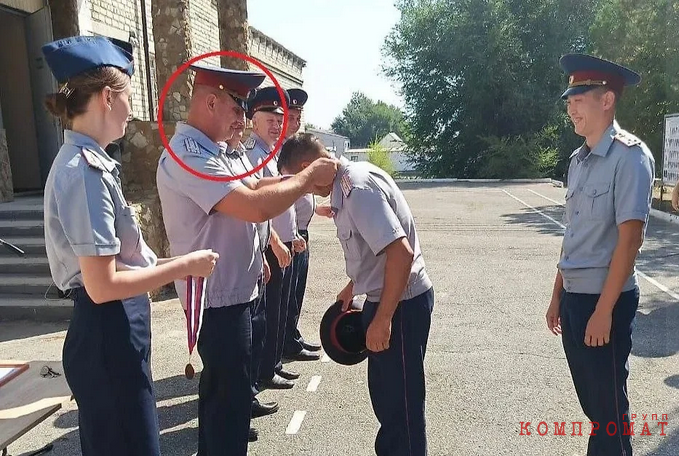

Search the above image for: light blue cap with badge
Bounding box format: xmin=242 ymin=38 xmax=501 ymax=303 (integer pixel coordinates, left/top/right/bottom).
xmin=41 ymin=35 xmax=135 ymax=84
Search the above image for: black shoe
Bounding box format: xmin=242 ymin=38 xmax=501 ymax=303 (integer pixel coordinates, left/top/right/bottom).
xmin=276 ymin=367 xmax=300 ymax=380
xmin=302 ymin=340 xmax=322 ymax=352
xmin=284 ymin=348 xmax=321 ymax=362
xmin=249 ymin=427 xmax=258 ymax=442
xmin=259 ymin=373 xmax=294 ymax=390
xmin=252 ymin=399 xmax=279 ymax=418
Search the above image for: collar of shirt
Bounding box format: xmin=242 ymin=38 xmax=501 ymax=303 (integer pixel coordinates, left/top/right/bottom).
xmin=590 ymin=120 xmax=621 ymax=158
xmin=574 ymin=120 xmax=621 ymax=163
xmin=330 ymin=156 xmax=351 ymax=211
xmin=63 ymin=129 xmax=118 ymax=173
xmin=175 ymin=122 xmax=221 ymax=156
xmin=249 ymin=132 xmax=274 ymax=153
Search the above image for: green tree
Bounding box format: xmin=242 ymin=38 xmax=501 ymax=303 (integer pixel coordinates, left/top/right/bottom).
xmin=589 ymin=0 xmax=679 ymax=173
xmin=367 ymin=141 xmax=396 ymax=176
xmin=383 ymin=0 xmax=598 ymax=178
xmin=331 ymin=92 xmax=406 ymax=147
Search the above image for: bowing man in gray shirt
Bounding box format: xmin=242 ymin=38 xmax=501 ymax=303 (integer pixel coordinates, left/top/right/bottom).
xmin=278 ymin=133 xmax=434 ymax=456
xmin=156 ymin=64 xmax=339 ymax=455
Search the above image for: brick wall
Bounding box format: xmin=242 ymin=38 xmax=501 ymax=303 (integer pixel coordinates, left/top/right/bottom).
xmin=86 ymin=0 xmax=156 ymax=121
xmin=189 ymin=0 xmax=220 ymax=66
xmin=249 ymin=27 xmax=305 ymax=90
xmin=78 ymin=2 xmax=304 ymax=122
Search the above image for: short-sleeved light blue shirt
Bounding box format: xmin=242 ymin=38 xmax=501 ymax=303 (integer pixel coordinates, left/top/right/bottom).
xmin=331 ymin=157 xmax=432 ymax=302
xmin=44 ymin=130 xmax=157 ymax=291
xmin=558 ymin=120 xmax=655 ymax=294
xmin=156 ymin=122 xmax=262 ymax=309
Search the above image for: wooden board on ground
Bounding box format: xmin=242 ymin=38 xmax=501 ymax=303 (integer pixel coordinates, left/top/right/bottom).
xmin=0 ymin=360 xmax=72 ymax=451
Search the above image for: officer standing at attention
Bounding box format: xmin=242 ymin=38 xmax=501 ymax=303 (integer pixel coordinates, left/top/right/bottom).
xmin=156 ymin=64 xmax=339 ymax=456
xmin=224 ymin=124 xmax=279 ymax=420
xmin=278 ymin=134 xmax=434 ymax=456
xmin=41 ymin=36 xmax=218 ymax=456
xmin=245 ymin=86 xmax=309 ymax=390
xmin=546 ymin=54 xmax=655 ymax=456
xmin=282 ymin=88 xmax=323 ymax=361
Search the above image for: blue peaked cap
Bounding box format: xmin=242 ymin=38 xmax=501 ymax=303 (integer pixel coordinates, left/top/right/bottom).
xmin=559 ymin=53 xmax=641 ymax=99
xmin=287 ymin=88 xmax=308 ymax=109
xmin=246 ymin=86 xmax=290 ymax=119
xmin=42 ymin=35 xmax=135 ymax=84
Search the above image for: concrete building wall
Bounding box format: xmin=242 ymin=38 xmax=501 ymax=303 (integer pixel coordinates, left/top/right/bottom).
xmin=306 ymin=128 xmax=350 ymax=157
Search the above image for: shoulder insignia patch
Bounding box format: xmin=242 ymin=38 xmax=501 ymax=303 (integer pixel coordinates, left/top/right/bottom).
xmin=614 ymin=130 xmax=642 ymax=147
xmin=80 ymin=148 xmax=106 ymax=172
xmin=340 ymin=172 xmax=354 ymax=198
xmin=184 ymin=137 xmax=201 ymax=155
xmin=244 ymin=136 xmax=256 ymax=150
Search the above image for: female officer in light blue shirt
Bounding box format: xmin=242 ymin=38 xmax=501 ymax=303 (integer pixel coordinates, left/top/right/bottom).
xmin=41 ymin=35 xmax=218 ymax=456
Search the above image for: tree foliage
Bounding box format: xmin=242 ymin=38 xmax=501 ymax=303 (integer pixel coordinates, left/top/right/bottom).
xmin=367 ymin=141 xmax=396 ymax=176
xmin=589 ymin=0 xmax=679 ymax=172
xmin=382 ymin=0 xmax=679 ymax=178
xmin=331 ymin=92 xmax=407 ymax=148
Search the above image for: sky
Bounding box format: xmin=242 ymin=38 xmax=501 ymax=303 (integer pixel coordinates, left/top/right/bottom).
xmin=248 ymin=0 xmax=403 ymax=130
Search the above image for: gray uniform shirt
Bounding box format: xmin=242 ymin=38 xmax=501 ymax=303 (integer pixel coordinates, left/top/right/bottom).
xmin=156 ymin=122 xmax=262 ymax=309
xmin=44 ymin=130 xmax=157 ymax=291
xmin=558 ymin=120 xmax=655 ymax=294
xmin=330 ymin=157 xmax=432 ymax=302
xmin=232 ymin=141 xmax=270 ymax=253
xmin=295 ymin=193 xmax=316 ymax=231
xmin=245 ymin=133 xmax=298 ymax=243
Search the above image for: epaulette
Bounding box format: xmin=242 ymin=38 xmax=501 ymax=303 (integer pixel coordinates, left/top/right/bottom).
xmin=340 ymin=171 xmax=354 ymax=198
xmin=80 ymin=148 xmax=106 ymax=172
xmin=244 ymin=136 xmax=256 ymax=150
xmin=614 ymin=130 xmax=642 ymax=147
xmin=184 ymin=137 xmax=201 ymax=155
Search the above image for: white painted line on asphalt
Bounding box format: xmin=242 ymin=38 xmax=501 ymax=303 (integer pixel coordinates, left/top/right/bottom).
xmin=637 ymin=271 xmax=679 ymax=301
xmin=527 ymin=188 xmax=564 ymax=206
xmin=306 ymin=375 xmax=322 ymax=392
xmin=321 ymin=353 xmax=330 ymax=363
xmin=501 ymin=189 xmax=565 ymax=229
xmin=504 ymin=188 xmax=679 ymax=302
xmin=286 ymin=410 xmax=307 ymax=435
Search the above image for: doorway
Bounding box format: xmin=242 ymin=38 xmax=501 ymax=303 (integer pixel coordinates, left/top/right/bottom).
xmin=0 ymin=5 xmax=60 ymax=193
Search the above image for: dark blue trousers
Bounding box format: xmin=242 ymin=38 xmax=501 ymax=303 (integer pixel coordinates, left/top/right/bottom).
xmin=362 ymin=287 xmax=434 ymax=456
xmin=63 ymin=288 xmax=160 ymax=456
xmin=560 ymin=287 xmax=639 ymax=456
xmin=251 ymin=276 xmax=266 ymax=398
xmin=284 ymin=229 xmax=310 ymax=356
xmin=260 ymin=242 xmax=294 ymax=380
xmin=197 ymin=302 xmax=253 ymax=456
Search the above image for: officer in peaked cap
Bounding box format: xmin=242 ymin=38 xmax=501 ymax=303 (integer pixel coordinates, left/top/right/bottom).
xmin=281 ymin=88 xmax=324 ymax=362
xmin=246 ymin=85 xmax=288 ymax=119
xmin=286 ymin=88 xmax=308 ymax=136
xmin=319 ymin=298 xmax=367 ymax=366
xmin=546 ymin=54 xmax=655 ymax=456
xmin=157 ymin=62 xmax=339 ymax=455
xmin=246 ymin=85 xmax=318 ymax=396
xmin=41 ymin=35 xmax=220 ymax=456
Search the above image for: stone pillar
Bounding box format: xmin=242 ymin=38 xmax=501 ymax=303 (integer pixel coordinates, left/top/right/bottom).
xmin=152 ymin=0 xmax=193 ymax=121
xmin=217 ymin=0 xmax=250 ymax=70
xmin=49 ymin=0 xmax=79 ymax=40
